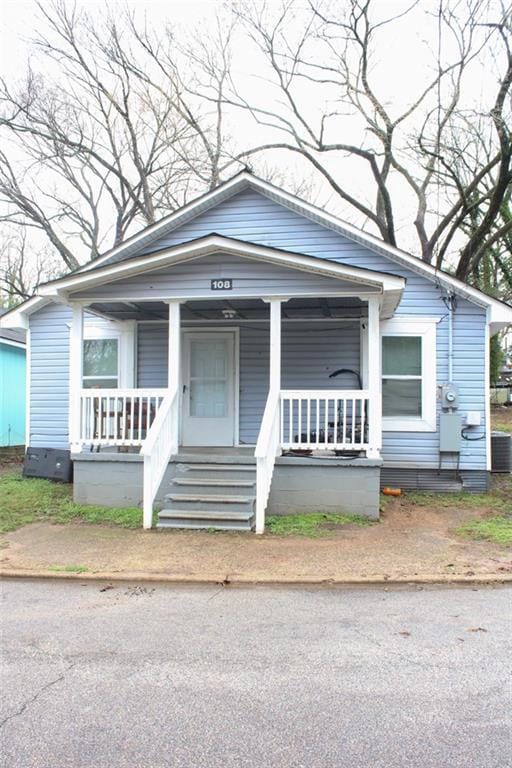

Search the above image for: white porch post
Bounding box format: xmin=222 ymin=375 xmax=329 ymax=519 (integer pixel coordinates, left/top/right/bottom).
xmin=167 ymin=300 xmax=181 ymax=394
xmin=367 ymin=296 xmax=382 ymax=459
xmin=268 ymin=298 xmax=282 ymax=392
xmin=69 ymin=302 xmax=84 ymax=451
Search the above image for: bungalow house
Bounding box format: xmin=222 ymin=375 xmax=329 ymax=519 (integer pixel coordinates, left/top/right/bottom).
xmin=1 ymin=171 xmax=511 ymax=532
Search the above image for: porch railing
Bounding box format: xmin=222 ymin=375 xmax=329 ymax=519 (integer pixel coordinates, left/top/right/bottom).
xmin=141 ymin=386 xmax=179 ymax=529
xmin=79 ymin=388 xmax=167 ymax=446
xmin=280 ymin=389 xmax=369 ymax=450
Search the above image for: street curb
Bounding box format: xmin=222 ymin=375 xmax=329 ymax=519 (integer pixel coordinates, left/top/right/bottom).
xmin=1 ymin=569 xmax=511 ymax=587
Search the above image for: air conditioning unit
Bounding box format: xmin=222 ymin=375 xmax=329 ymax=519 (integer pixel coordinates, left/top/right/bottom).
xmin=23 ymin=447 xmax=73 ymax=483
xmin=491 ymin=433 xmax=512 ymax=473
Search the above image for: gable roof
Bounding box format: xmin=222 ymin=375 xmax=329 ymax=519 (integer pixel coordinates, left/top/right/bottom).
xmin=1 ymin=170 xmax=511 ymax=331
xmin=75 ymin=170 xmax=512 ymax=325
xmin=36 ymin=234 xmax=406 ymax=319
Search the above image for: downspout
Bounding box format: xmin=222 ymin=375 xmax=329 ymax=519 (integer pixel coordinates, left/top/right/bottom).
xmin=446 ymin=291 xmax=456 ymax=382
xmin=448 ymin=295 xmax=453 ymax=382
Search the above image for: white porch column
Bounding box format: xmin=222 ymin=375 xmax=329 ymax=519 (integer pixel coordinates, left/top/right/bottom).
xmin=268 ymin=298 xmax=282 ymax=392
xmin=69 ymin=302 xmax=84 ymax=451
xmin=167 ymin=300 xmax=181 ymax=393
xmin=367 ymin=296 xmax=382 ymax=459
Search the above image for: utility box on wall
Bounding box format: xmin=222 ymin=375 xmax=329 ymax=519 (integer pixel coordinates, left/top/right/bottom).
xmin=439 ymin=412 xmax=461 ymax=453
xmin=23 ymin=447 xmax=73 ymax=483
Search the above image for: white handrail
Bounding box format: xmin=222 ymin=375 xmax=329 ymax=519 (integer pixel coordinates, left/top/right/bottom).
xmin=140 ymin=386 xmax=179 ymax=529
xmin=254 ymin=387 xmax=281 ymax=534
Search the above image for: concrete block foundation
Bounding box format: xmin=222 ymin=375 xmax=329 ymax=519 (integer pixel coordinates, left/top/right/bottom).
xmin=72 ymin=452 xmax=383 ymax=520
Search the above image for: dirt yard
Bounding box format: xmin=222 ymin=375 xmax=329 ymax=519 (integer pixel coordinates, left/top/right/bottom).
xmin=1 ymin=481 xmax=510 ymax=582
xmin=1 ymin=442 xmax=510 ymax=583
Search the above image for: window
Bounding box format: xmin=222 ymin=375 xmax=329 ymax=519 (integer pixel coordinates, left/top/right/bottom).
xmin=382 ymin=336 xmax=422 ymax=417
xmin=82 ymin=338 xmax=119 ymax=388
xmin=381 ymin=318 xmax=438 ymax=432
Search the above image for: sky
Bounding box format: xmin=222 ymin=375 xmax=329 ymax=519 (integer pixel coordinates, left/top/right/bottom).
xmin=0 ymin=0 xmax=504 ymax=269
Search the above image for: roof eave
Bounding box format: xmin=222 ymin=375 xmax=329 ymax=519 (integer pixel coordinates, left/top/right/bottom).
xmin=37 ymin=235 xmax=405 ymax=299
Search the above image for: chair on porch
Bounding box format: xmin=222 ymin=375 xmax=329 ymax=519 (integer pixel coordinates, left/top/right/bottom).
xmin=90 ymin=395 xmax=157 ymax=443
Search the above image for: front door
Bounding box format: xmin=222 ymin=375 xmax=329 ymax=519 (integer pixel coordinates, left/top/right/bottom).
xmin=181 ymin=331 xmax=237 ymax=446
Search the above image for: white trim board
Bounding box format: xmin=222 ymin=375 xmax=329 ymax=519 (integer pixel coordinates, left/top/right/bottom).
xmin=37 ymin=236 xmax=405 ymax=296
xmin=0 ymin=337 xmax=26 ymax=350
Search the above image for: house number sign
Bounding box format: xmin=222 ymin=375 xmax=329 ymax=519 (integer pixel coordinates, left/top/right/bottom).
xmin=211 ymin=279 xmax=232 ymax=290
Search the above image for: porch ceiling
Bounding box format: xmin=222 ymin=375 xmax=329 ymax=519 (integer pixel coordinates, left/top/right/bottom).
xmin=88 ymin=297 xmax=366 ymax=322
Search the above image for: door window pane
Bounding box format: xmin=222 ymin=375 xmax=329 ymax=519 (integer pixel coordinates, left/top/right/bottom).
xmin=383 ymin=379 xmax=422 ymax=417
xmin=190 ymin=381 xmax=227 ymax=417
xmin=190 ymin=341 xmax=227 ymax=379
xmin=189 ymin=339 xmax=228 ymax=418
xmin=383 ymin=337 xmax=421 ymax=376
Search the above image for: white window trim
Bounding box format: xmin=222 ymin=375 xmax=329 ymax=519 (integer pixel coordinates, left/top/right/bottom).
xmin=381 ymin=317 xmax=438 ymax=433
xmin=83 ymin=316 xmax=135 ymax=388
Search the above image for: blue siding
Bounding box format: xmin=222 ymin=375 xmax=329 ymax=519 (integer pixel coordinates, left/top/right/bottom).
xmin=30 ymin=187 xmax=489 ymax=469
xmin=29 ymin=303 xmax=71 ymax=449
xmin=0 ymin=342 xmax=26 ymax=446
xmin=73 ymin=253 xmax=375 ymax=301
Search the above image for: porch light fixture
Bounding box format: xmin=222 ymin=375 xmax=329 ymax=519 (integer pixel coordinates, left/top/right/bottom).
xmin=222 ymin=308 xmax=237 ymax=319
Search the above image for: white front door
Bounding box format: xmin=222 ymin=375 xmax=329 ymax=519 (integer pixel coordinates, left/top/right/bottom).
xmin=181 ymin=331 xmax=237 ymax=446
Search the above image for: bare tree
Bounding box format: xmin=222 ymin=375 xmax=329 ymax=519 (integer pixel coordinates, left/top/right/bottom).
xmin=222 ymin=0 xmax=511 ymax=281
xmin=1 ymin=0 xmax=510 ymax=301
xmin=0 ymin=229 xmax=61 ymax=304
xmin=0 ymin=0 xmax=236 ymax=278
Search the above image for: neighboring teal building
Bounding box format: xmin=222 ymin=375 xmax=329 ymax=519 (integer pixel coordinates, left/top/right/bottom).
xmin=0 ymin=309 xmax=26 ymax=447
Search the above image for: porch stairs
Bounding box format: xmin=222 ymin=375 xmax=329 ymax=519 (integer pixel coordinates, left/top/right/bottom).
xmin=157 ymin=453 xmax=257 ymax=531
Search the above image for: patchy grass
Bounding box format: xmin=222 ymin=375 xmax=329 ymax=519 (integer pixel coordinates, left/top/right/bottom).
xmin=48 ymin=564 xmax=89 ymax=574
xmin=403 ymin=489 xmax=512 ymax=513
xmin=396 ymin=477 xmax=512 ymax=546
xmin=0 ymin=471 xmax=142 ymax=533
xmin=266 ymin=512 xmax=373 ymax=538
xmin=456 ymin=517 xmax=512 ymax=546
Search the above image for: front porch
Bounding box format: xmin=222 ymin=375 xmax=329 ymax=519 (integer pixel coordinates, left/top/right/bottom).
xmin=69 ymin=295 xmax=384 ymax=532
xmin=43 ymin=235 xmax=405 ymax=532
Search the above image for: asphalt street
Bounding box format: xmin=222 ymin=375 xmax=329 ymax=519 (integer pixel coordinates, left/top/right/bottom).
xmin=1 ymin=579 xmax=511 ymax=768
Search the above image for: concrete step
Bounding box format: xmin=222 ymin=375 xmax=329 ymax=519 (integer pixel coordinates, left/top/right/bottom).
xmin=175 ymin=463 xmax=256 ymax=481
xmin=176 ymin=463 xmax=255 ymax=472
xmin=175 ymin=452 xmax=255 ymax=465
xmin=164 ymin=492 xmax=255 ymax=514
xmin=171 ymin=478 xmax=256 ymax=494
xmin=157 ymin=517 xmax=254 ymax=531
xmin=159 ymin=508 xmax=254 ymax=522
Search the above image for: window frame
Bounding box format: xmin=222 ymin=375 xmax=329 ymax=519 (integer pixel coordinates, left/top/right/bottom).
xmin=380 ymin=317 xmax=438 ymax=432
